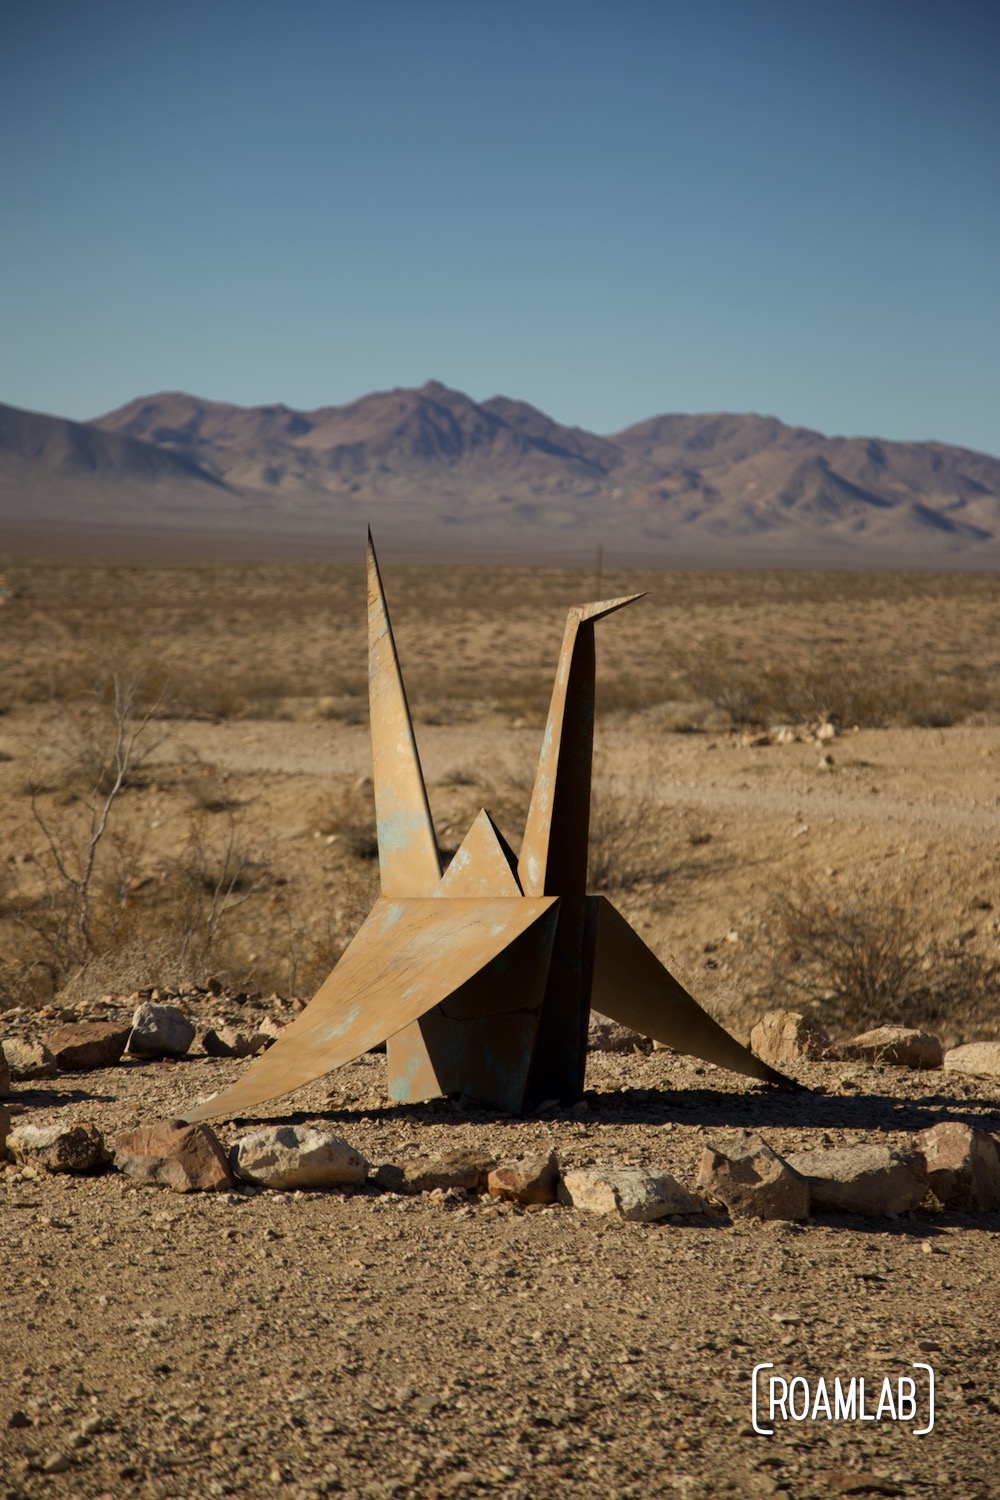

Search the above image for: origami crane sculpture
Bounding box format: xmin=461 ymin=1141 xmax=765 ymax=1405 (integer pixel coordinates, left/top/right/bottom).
xmin=183 ymin=535 xmax=789 ymax=1123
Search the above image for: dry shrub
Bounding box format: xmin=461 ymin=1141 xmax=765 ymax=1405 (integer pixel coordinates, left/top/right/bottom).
xmin=680 ymin=640 xmax=993 ymax=730
xmin=752 ymin=880 xmax=1000 ymax=1038
xmin=759 ymin=878 xmax=1000 ymax=1043
xmin=315 ymin=778 xmax=380 ymax=862
xmin=588 ymin=763 xmax=660 ymax=892
xmin=759 ymin=880 xmax=924 ymax=1034
xmin=164 ymin=667 xmax=292 ymax=721
xmin=273 ymin=866 xmax=379 ymax=998
xmin=2 ymin=671 xmax=169 ymax=1001
xmin=0 ymin=670 xmax=282 ymax=1007
xmin=185 ymin=766 xmax=242 ymax=814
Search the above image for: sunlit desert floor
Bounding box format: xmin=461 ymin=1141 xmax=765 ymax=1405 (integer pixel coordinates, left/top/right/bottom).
xmin=1 ymin=556 xmax=999 ymax=1497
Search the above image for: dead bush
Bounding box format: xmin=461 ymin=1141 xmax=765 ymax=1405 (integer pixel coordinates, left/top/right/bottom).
xmin=588 ymin=765 xmax=660 ymax=892
xmin=7 ymin=671 xmax=169 ymax=990
xmin=758 ymin=880 xmax=928 ymax=1034
xmin=679 ymin=640 xmax=993 ymax=731
xmin=682 ymin=642 xmax=770 ymax=727
xmin=0 ymin=671 xmax=281 ymax=1006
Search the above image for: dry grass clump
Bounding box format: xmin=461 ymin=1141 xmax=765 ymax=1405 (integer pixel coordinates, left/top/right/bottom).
xmin=756 ymin=879 xmax=1000 ymax=1041
xmin=679 ymin=640 xmax=995 ymax=730
xmin=588 ymin=772 xmax=662 ymax=892
xmin=762 ymin=880 xmax=925 ymax=1023
xmin=0 ymin=665 xmax=384 ymax=1008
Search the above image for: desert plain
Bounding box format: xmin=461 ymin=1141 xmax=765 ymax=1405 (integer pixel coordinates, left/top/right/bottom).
xmin=1 ymin=553 xmax=999 ymax=1499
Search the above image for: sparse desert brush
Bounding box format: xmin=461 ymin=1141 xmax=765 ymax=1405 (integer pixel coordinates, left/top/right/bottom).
xmin=679 ymin=638 xmax=998 ymax=730
xmin=756 ymin=879 xmax=958 ymax=1037
xmin=588 ymin=762 xmax=662 ymax=892
xmin=0 ymin=671 xmax=282 ymax=1005
xmin=761 ymin=876 xmax=929 ymax=1020
xmin=756 ymin=877 xmax=1000 ymax=1043
xmin=5 ymin=668 xmax=170 ymax=989
xmin=165 ymin=666 xmax=292 ymax=721
xmin=439 ymin=765 xmax=477 ymax=787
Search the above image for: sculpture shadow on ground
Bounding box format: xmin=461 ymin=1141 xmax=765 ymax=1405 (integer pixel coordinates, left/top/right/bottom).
xmin=240 ymin=1083 xmax=998 ymax=1137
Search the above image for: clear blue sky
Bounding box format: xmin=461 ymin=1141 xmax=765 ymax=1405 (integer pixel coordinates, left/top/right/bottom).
xmin=2 ymin=0 xmax=998 ymax=453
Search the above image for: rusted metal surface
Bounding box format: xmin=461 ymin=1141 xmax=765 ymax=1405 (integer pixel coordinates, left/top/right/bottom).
xmin=367 ymin=531 xmax=442 ymax=898
xmin=590 ymin=897 xmax=788 ymax=1087
xmin=182 ymin=534 xmax=792 ymax=1124
xmin=517 ymin=596 xmax=642 ymax=899
xmin=182 ymin=896 xmax=556 ymax=1122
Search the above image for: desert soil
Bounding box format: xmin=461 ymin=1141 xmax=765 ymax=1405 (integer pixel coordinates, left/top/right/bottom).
xmin=1 ymin=558 xmax=999 ymax=1498
xmin=2 ymin=1045 xmax=1000 ymax=1500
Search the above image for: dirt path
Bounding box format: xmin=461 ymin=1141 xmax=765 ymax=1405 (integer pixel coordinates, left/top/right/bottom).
xmin=150 ymin=720 xmax=999 ymax=843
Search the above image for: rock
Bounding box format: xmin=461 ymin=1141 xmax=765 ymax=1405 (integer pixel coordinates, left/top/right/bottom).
xmin=45 ymin=1022 xmax=131 ymax=1072
xmin=914 ymin=1122 xmax=1000 ymax=1211
xmin=487 ymin=1149 xmax=560 ymax=1205
xmin=128 ymin=1003 xmax=195 ymax=1059
xmin=256 ymin=1017 xmax=284 ymax=1045
xmin=696 ymin=1131 xmax=809 ymax=1220
xmin=2 ymin=1038 xmax=58 ymax=1081
xmin=784 ymin=1145 xmax=928 ymax=1215
xmin=838 ymin=1026 xmax=943 ymax=1070
xmin=373 ymin=1151 xmax=494 ymax=1195
xmin=750 ymin=1010 xmax=830 ymax=1066
xmin=0 ymin=1047 xmax=10 ymax=1096
xmin=588 ymin=1012 xmax=644 ymax=1053
xmin=7 ymin=1122 xmax=109 ymax=1174
xmin=558 ymin=1166 xmax=703 ymax=1222
xmin=202 ymin=1026 xmax=269 ymax=1059
xmin=943 ymin=1042 xmax=1000 ymax=1080
xmin=111 ymin=1119 xmax=233 ymax=1192
xmin=230 ymin=1126 xmax=368 ymax=1189
xmin=0 ymin=1103 xmax=10 ymax=1158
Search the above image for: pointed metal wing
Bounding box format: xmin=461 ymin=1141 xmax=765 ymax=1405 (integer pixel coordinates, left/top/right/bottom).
xmin=181 ymin=895 xmax=556 ymax=1122
xmin=590 ymin=897 xmax=794 ymax=1087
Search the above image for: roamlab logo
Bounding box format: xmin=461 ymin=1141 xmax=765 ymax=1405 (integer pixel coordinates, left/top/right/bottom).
xmin=751 ymin=1363 xmax=935 ymax=1437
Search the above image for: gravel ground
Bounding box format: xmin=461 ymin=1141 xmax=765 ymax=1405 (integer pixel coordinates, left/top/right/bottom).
xmin=3 ymin=1032 xmax=1000 ymax=1500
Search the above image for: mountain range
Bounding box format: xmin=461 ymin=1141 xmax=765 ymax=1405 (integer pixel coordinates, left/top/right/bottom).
xmin=2 ymin=380 xmax=999 ymax=566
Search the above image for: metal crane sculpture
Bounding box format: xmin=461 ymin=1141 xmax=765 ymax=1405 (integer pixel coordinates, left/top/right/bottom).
xmin=182 ymin=534 xmax=789 ymax=1123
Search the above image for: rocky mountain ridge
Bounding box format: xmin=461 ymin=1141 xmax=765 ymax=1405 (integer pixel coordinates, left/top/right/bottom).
xmin=2 ymin=381 xmax=999 ymax=564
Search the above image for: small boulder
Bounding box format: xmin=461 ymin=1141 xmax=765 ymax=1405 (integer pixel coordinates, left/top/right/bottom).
xmin=750 ymin=1010 xmax=830 ymax=1066
xmin=558 ymin=1166 xmax=703 ymax=1222
xmin=588 ymin=1013 xmax=644 ymax=1053
xmin=488 ymin=1149 xmax=560 ymax=1206
xmin=838 ymin=1026 xmax=943 ymax=1070
xmin=231 ymin=1126 xmax=368 ymax=1189
xmin=2 ymin=1038 xmax=58 ymax=1081
xmin=45 ymin=1022 xmax=131 ymax=1072
xmin=943 ymin=1042 xmax=1000 ymax=1081
xmin=128 ymin=1003 xmax=195 ymax=1059
xmin=202 ymin=1026 xmax=269 ymax=1059
xmin=914 ymin=1122 xmax=1000 ymax=1211
xmin=8 ymin=1121 xmax=109 ymax=1174
xmin=112 ymin=1119 xmax=233 ymax=1192
xmin=784 ymin=1145 xmax=928 ymax=1215
xmin=696 ymin=1131 xmax=809 ymax=1221
xmin=373 ymin=1151 xmax=494 ymax=1195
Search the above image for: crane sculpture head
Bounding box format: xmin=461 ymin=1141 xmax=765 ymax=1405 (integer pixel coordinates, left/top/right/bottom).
xmin=183 ymin=534 xmax=790 ymax=1123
